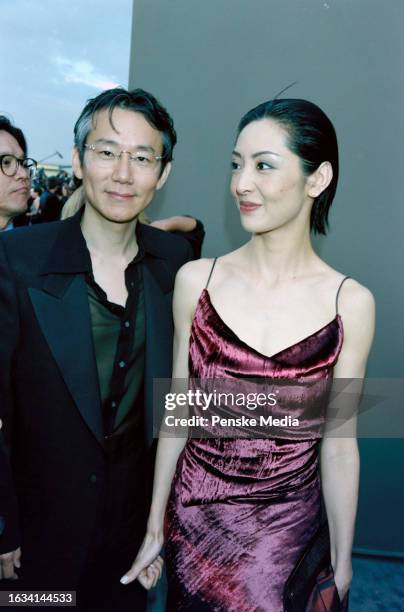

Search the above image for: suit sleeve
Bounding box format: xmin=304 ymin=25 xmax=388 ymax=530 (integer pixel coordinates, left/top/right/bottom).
xmin=0 ymin=237 xmax=21 ymax=553
xmin=171 ymin=218 xmax=205 ymax=260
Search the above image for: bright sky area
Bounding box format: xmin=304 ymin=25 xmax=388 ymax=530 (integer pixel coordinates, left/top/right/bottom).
xmin=0 ymin=0 xmax=132 ymax=165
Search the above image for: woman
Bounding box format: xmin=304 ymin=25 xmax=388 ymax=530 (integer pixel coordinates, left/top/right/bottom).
xmin=122 ymin=99 xmax=375 ymax=610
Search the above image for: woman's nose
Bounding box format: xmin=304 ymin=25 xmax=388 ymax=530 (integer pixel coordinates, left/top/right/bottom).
xmin=234 ymin=167 xmax=254 ymax=194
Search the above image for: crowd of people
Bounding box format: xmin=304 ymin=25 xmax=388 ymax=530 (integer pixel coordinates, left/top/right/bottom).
xmin=0 ymin=87 xmax=374 ymax=612
xmin=23 ymin=170 xmax=76 ymax=225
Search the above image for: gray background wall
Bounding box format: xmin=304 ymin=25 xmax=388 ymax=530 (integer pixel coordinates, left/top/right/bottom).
xmin=129 ymin=0 xmax=404 ymax=555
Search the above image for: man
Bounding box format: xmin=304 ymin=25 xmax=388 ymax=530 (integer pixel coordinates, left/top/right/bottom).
xmin=0 ymin=88 xmax=192 ymax=610
xmin=39 ymin=175 xmax=63 ymax=222
xmin=0 ymin=116 xmax=36 ymax=230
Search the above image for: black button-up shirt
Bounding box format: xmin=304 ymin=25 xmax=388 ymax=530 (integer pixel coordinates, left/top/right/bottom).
xmin=75 ymin=223 xmax=147 ymax=437
xmin=87 ymin=253 xmax=146 ymax=437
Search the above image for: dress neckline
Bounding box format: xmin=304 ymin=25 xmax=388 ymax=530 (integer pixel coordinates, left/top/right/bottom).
xmin=198 ymin=288 xmax=342 ymax=362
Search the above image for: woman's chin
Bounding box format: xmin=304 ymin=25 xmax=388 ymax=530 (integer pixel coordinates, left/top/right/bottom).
xmin=240 ymin=218 xmax=274 ymax=235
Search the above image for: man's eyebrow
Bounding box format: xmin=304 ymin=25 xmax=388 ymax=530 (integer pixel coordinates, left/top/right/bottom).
xmin=92 ymin=138 xmax=157 ymax=153
xmin=232 ymin=150 xmax=281 ymax=158
xmin=92 ymin=138 xmax=119 ymax=146
xmin=135 ymin=145 xmax=158 ymax=153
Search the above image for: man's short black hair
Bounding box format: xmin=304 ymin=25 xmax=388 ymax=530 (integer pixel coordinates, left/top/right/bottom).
xmin=73 ymin=87 xmax=177 ymax=173
xmin=0 ymin=115 xmax=27 ymax=156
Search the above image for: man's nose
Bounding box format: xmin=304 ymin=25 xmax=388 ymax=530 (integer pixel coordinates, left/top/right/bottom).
xmin=112 ymin=152 xmax=133 ymax=182
xmin=15 ymin=161 xmax=30 ymax=180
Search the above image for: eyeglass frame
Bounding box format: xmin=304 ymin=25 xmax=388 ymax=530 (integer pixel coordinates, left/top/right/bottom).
xmin=0 ymin=154 xmax=38 ymax=178
xmin=83 ymin=143 xmax=164 ymax=164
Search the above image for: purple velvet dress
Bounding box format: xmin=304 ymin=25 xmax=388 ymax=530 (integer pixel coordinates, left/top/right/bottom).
xmin=165 ymin=287 xmax=345 ymax=611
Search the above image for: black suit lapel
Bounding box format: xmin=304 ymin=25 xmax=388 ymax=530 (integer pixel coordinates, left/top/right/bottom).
xmin=28 ymin=274 xmax=103 ymax=446
xmin=142 ymin=256 xmax=175 ymax=445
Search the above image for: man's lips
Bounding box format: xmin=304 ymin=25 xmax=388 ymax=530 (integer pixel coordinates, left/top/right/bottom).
xmin=239 ymin=201 xmax=261 ymax=212
xmin=12 ymin=186 xmax=29 ymax=195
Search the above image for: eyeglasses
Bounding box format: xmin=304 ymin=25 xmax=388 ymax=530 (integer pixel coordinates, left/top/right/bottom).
xmin=84 ymin=143 xmax=164 ymax=172
xmin=0 ymin=154 xmax=37 ymax=178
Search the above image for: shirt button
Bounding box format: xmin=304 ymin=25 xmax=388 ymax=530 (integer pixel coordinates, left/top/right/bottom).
xmin=124 ymin=321 xmax=130 ymax=328
xmin=111 ymin=401 xmax=117 ymax=408
xmin=118 ymin=361 xmax=126 ymax=368
xmin=89 ymin=474 xmax=97 ymax=484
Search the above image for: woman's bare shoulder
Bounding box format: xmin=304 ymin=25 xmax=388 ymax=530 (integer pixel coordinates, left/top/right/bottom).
xmin=333 ymin=276 xmax=375 ymax=374
xmin=175 ymin=257 xmax=218 ymax=290
xmin=337 ymin=277 xmax=375 ymax=320
xmin=173 ymin=258 xmax=218 ymax=324
xmin=318 ymin=260 xmax=375 ymax=308
xmin=312 ymin=261 xmax=375 ymax=332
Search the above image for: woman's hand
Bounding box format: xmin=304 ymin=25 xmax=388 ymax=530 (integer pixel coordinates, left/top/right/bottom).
xmin=120 ymin=531 xmax=164 ymax=590
xmin=333 ymin=561 xmax=352 ymax=603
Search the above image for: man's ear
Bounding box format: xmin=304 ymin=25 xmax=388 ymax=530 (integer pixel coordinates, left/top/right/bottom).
xmin=72 ymin=147 xmax=83 ymax=180
xmin=156 ymin=161 xmax=172 ymax=191
xmin=306 ymin=161 xmax=333 ymax=198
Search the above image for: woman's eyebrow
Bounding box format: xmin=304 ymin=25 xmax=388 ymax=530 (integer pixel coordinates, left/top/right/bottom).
xmin=232 ymin=149 xmax=281 ymax=158
xmin=252 ymin=150 xmax=281 ymax=158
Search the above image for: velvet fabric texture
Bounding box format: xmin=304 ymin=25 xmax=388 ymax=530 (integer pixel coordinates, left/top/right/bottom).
xmin=165 ymin=289 xmax=345 ymax=611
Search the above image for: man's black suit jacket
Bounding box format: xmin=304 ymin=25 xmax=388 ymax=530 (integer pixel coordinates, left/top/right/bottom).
xmin=0 ymin=214 xmax=191 ymax=586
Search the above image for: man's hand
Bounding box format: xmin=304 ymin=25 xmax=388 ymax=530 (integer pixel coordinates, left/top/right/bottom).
xmin=0 ymin=547 xmax=21 ymax=580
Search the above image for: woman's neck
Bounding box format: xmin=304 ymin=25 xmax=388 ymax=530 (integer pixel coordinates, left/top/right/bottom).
xmin=245 ymin=223 xmax=319 ymax=282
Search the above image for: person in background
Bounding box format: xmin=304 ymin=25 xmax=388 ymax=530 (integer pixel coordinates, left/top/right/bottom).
xmin=59 ymin=183 xmax=85 ymax=219
xmin=39 ymin=175 xmax=63 ymax=222
xmin=25 ymin=184 xmax=42 ymax=224
xmin=60 ymin=180 xmax=75 ymax=206
xmin=0 ymin=116 xmax=36 ymax=231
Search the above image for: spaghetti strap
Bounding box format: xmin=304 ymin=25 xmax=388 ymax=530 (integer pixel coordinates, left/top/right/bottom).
xmin=335 ymin=276 xmax=351 ymax=314
xmin=205 ymin=258 xmax=217 ymax=289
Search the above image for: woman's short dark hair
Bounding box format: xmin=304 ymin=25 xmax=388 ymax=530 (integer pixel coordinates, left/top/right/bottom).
xmin=0 ymin=115 xmax=27 ymax=156
xmin=74 ymin=87 xmax=177 ymax=173
xmin=237 ymin=99 xmax=338 ymax=235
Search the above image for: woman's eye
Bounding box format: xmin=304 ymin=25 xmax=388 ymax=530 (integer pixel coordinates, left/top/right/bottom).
xmin=257 ymin=161 xmax=273 ymax=170
xmin=231 ymin=161 xmax=240 ymax=171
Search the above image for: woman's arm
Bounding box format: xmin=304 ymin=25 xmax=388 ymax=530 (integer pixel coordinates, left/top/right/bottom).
xmin=321 ymin=280 xmax=375 ymax=601
xmin=121 ymin=259 xmax=212 ymax=589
